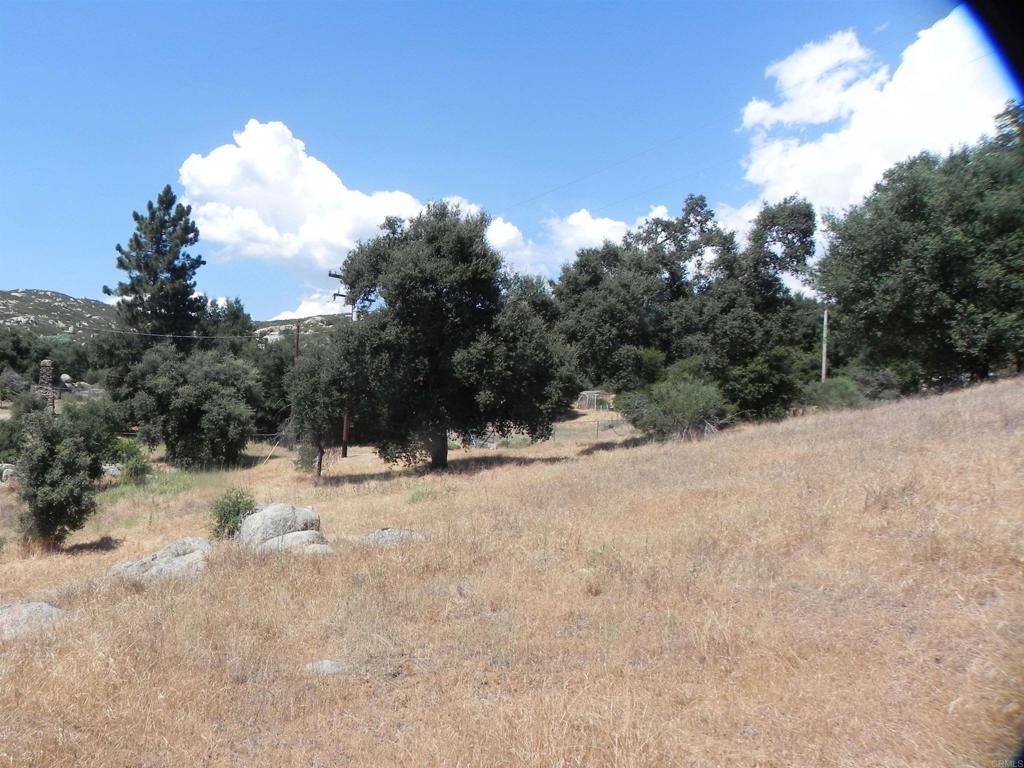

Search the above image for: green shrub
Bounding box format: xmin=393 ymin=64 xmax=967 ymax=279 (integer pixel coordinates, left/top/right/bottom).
xmin=0 ymin=368 xmax=29 ymax=405
xmin=107 ymin=436 xmax=142 ymax=464
xmin=63 ymin=397 xmax=125 ymax=475
xmin=209 ymin=488 xmax=257 ymax=540
xmin=121 ymin=453 xmax=151 ymax=485
xmin=618 ymin=377 xmax=732 ymax=440
xmin=723 ymin=348 xmax=801 ymax=419
xmin=844 ymin=366 xmax=902 ymax=400
xmin=0 ymin=419 xmax=23 ymax=463
xmin=801 ymin=377 xmax=865 ymax=410
xmin=16 ymin=412 xmax=97 ymax=548
xmin=11 ymin=391 xmax=46 ymax=419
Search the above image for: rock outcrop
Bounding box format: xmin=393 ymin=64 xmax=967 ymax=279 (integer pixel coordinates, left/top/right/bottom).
xmin=239 ymin=504 xmax=334 ymax=555
xmin=109 ymin=537 xmax=212 ymax=581
xmin=0 ymin=601 xmax=63 ymax=640
xmin=357 ymin=527 xmax=428 ymax=546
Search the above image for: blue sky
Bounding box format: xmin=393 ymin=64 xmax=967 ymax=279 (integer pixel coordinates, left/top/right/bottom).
xmin=1 ymin=0 xmax=1019 ymax=320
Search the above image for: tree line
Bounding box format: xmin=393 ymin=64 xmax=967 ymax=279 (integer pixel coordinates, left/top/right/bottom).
xmin=2 ymin=101 xmax=1020 ymax=546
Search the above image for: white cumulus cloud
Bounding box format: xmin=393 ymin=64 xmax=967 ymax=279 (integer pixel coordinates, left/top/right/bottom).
xmin=725 ymin=6 xmax=1019 ymax=238
xmin=742 ymin=30 xmax=887 ymax=130
xmin=180 ymin=120 xmax=674 ymax=314
xmin=180 ymin=119 xmax=422 ymax=270
xmin=488 ymin=204 xmax=672 ymax=277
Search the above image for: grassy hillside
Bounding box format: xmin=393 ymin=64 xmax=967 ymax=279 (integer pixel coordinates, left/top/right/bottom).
xmin=0 ymin=289 xmax=116 ymax=336
xmin=0 ymin=383 xmax=1022 ymax=766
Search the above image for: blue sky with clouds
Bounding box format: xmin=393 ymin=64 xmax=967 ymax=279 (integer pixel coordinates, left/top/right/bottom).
xmin=1 ymin=0 xmax=1019 ymax=320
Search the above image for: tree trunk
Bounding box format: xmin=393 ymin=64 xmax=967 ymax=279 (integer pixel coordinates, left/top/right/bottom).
xmin=316 ymin=446 xmax=324 ymax=477
xmin=429 ymin=429 xmax=448 ymax=470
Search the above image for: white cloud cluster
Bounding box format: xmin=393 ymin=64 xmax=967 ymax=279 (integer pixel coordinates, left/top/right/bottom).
xmin=181 ymin=120 xmax=674 ymax=317
xmin=488 ymin=205 xmax=671 ymax=277
xmin=727 ymin=6 xmax=1019 ymax=237
xmin=180 ymin=120 xmax=423 ymax=269
xmin=743 ymin=30 xmax=887 ymax=130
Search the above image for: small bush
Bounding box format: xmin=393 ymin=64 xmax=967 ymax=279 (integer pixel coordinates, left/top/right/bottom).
xmin=0 ymin=419 xmax=23 ymax=464
xmin=107 ymin=436 xmax=143 ymax=464
xmin=11 ymin=391 xmax=46 ymax=419
xmin=0 ymin=367 xmax=29 ymax=405
xmin=844 ymin=366 xmax=902 ymax=400
xmin=121 ymin=453 xmax=151 ymax=485
xmin=618 ymin=377 xmax=732 ymax=440
xmin=801 ymin=377 xmax=865 ymax=410
xmin=209 ymin=488 xmax=257 ymax=540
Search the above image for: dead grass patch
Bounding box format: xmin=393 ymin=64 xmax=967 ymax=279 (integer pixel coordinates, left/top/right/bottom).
xmin=0 ymin=384 xmax=1022 ymax=766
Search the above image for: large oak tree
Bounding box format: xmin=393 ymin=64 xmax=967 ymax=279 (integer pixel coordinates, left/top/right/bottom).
xmin=340 ymin=202 xmax=575 ymax=469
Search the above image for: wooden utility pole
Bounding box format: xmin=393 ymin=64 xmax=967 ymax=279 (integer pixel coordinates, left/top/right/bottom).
xmin=341 ymin=411 xmax=350 ymax=458
xmin=820 ymin=307 xmax=829 ymax=382
xmin=293 ymin=319 xmax=301 ymax=365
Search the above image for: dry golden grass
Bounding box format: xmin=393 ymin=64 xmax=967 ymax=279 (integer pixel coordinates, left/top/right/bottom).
xmin=1 ymin=380 xmax=1022 ymax=767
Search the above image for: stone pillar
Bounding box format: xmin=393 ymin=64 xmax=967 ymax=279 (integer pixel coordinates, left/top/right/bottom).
xmin=38 ymin=359 xmax=55 ymax=413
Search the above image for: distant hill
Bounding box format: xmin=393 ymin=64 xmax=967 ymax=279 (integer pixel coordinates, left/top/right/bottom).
xmin=0 ymin=289 xmax=116 ymax=336
xmin=253 ymin=314 xmax=341 ymax=343
xmin=0 ymin=288 xmax=339 ymax=342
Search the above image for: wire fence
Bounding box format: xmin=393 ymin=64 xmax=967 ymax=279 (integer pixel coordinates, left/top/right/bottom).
xmin=550 ymin=417 xmax=631 ymax=443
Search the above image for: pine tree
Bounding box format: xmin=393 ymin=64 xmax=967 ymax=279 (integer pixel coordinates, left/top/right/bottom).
xmin=103 ymin=184 xmax=206 ymax=342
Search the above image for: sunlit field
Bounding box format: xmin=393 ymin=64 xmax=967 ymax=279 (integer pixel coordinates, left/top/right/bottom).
xmin=1 ymin=381 xmax=1022 ymax=767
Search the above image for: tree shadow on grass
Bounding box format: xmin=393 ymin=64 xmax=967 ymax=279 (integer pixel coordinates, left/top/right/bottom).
xmin=577 ymin=436 xmax=652 ymax=456
xmin=63 ymin=535 xmax=123 ymax=555
xmin=318 ymin=454 xmax=572 ymax=486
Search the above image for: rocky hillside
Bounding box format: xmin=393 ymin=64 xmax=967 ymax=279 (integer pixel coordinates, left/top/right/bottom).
xmin=253 ymin=314 xmax=340 ymax=343
xmin=0 ymin=289 xmax=116 ymax=336
xmin=0 ymin=289 xmax=339 ymax=341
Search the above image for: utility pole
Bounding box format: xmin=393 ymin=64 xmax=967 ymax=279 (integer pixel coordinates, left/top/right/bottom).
xmin=293 ymin=318 xmax=301 ymax=365
xmin=820 ymin=307 xmax=829 ymax=382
